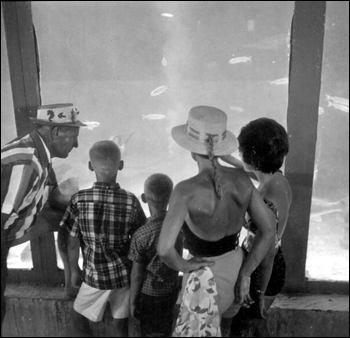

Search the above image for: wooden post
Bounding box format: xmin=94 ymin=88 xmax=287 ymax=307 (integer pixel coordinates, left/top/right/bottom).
xmin=3 ymin=1 xmax=63 ymax=284
xmin=283 ymin=1 xmax=326 ymax=293
xmin=2 ymin=1 xmax=41 ymax=138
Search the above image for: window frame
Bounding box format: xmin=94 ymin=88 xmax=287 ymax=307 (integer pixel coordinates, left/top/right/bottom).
xmin=2 ymin=1 xmax=348 ymax=294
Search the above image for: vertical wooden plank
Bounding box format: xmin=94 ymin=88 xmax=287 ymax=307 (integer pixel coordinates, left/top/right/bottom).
xmin=283 ymin=1 xmax=326 ymax=293
xmin=30 ymin=233 xmax=63 ymax=282
xmin=2 ymin=2 xmax=63 ymax=285
xmin=2 ymin=1 xmax=41 ymax=138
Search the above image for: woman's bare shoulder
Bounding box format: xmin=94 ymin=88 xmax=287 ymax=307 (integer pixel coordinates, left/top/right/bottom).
xmin=268 ymin=174 xmax=292 ymax=203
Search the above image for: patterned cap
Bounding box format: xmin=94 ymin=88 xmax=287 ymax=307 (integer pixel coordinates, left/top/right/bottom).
xmin=30 ymin=103 xmax=86 ymax=127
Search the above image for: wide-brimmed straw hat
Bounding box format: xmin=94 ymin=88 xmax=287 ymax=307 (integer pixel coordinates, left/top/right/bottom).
xmin=29 ymin=103 xmax=86 ymax=127
xmin=171 ymin=106 xmax=238 ymax=156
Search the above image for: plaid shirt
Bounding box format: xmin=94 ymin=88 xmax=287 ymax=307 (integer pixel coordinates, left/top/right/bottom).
xmin=128 ymin=210 xmax=184 ymax=297
xmin=1 ymin=131 xmax=57 ymax=244
xmin=60 ymin=182 xmax=146 ymax=290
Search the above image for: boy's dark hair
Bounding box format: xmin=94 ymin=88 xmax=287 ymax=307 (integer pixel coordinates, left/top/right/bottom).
xmin=238 ymin=118 xmax=289 ymax=174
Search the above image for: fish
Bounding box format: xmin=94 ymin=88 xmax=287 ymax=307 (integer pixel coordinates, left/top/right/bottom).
xmin=150 ymin=85 xmax=168 ymax=97
xmin=109 ymin=130 xmax=135 ymax=155
xmin=229 ymin=106 xmax=245 ymax=113
xmin=328 ymin=102 xmax=349 ymax=113
xmin=325 ymin=94 xmax=349 ymax=107
xmin=268 ymin=77 xmax=289 ymax=85
xmin=243 ymin=33 xmax=290 ymax=50
xmin=310 ymin=196 xmax=349 ymax=222
xmin=142 ymin=114 xmax=167 ymax=120
xmin=109 ymin=130 xmax=134 ymax=146
xmin=162 ymin=57 xmax=167 ymax=67
xmin=228 ymin=56 xmax=252 ymax=64
xmin=325 ymin=94 xmax=349 ymax=113
xmin=161 ymin=13 xmax=174 ymax=18
xmin=82 ymin=121 xmax=100 ymax=130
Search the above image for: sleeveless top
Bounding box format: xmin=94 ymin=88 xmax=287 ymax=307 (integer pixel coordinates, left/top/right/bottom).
xmin=242 ymin=198 xmax=281 ymax=253
xmin=183 ymin=222 xmax=240 ymax=257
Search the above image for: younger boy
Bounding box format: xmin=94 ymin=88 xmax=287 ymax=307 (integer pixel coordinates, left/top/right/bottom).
xmin=128 ymin=174 xmax=184 ymax=337
xmin=60 ymin=141 xmax=146 ymax=337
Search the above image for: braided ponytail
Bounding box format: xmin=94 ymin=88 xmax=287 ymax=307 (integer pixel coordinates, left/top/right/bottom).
xmin=207 ymin=135 xmax=223 ymax=200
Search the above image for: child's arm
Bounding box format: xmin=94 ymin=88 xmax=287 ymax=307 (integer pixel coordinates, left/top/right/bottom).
xmin=129 ymin=262 xmax=146 ymax=337
xmin=67 ymin=235 xmax=82 ymax=288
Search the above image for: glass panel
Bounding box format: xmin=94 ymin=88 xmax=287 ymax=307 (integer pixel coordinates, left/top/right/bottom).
xmin=306 ymin=1 xmax=349 ymax=281
xmin=31 ymin=1 xmax=294 ymax=264
xmin=7 ymin=242 xmax=33 ymax=270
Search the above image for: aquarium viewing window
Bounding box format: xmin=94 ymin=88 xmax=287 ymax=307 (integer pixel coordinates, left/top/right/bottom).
xmin=1 ymin=1 xmax=348 ymax=293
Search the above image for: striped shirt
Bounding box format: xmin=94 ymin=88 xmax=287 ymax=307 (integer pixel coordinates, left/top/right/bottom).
xmin=60 ymin=182 xmax=147 ymax=290
xmin=128 ymin=211 xmax=184 ymax=297
xmin=1 ymin=130 xmax=56 ymax=244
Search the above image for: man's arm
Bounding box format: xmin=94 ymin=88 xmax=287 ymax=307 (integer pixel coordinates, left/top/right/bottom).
xmin=1 ymin=214 xmax=10 ymax=234
xmin=48 ymin=177 xmax=79 ymax=211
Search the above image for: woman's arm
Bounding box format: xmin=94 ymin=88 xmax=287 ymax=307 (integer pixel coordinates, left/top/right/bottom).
xmin=251 ymin=241 xmax=275 ymax=318
xmin=220 ymin=154 xmax=244 ymax=169
xmin=235 ymin=187 xmax=275 ymax=305
xmin=220 ymin=155 xmax=258 ymax=181
xmin=157 ymin=183 xmax=214 ymax=273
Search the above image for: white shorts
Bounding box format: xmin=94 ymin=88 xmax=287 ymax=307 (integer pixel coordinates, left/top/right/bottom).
xmin=74 ymin=282 xmax=130 ymax=322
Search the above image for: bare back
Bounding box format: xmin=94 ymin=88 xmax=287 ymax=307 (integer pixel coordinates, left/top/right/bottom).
xmin=180 ymin=165 xmax=254 ymax=241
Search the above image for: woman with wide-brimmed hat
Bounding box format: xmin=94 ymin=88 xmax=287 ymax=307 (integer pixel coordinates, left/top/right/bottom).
xmin=157 ymin=106 xmax=275 ymax=337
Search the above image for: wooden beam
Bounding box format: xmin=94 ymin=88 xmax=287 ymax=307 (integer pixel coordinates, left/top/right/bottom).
xmin=3 ymin=2 xmax=63 ymax=284
xmin=284 ymin=1 xmax=326 ymax=293
xmin=2 ymin=1 xmax=41 ymax=138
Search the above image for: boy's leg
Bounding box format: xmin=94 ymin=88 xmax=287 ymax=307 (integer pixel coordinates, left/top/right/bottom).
xmin=109 ymin=286 xmax=130 ymax=337
xmin=112 ymin=318 xmax=128 ymax=337
xmin=70 ymin=307 xmax=92 ymax=337
xmin=138 ymin=292 xmax=178 ymax=337
xmin=221 ymin=317 xmax=233 ymax=337
xmin=72 ymin=283 xmax=109 ymax=336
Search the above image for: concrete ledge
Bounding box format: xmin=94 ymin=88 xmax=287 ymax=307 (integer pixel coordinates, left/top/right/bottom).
xmin=267 ymin=294 xmax=349 ymax=337
xmin=2 ymin=283 xmax=349 ymax=337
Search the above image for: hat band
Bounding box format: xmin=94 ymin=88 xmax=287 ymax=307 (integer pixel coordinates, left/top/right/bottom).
xmin=187 ymin=124 xmax=227 ymax=143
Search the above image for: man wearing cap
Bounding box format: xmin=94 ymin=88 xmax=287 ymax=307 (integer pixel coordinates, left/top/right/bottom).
xmin=1 ymin=103 xmax=86 ymax=328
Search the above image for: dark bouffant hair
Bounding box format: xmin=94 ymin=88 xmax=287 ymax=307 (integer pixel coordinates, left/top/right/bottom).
xmin=238 ymin=118 xmax=289 ymax=174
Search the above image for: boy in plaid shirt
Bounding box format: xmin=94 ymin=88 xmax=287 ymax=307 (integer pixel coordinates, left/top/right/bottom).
xmin=60 ymin=141 xmax=146 ymax=337
xmin=128 ymin=174 xmax=184 ymax=337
